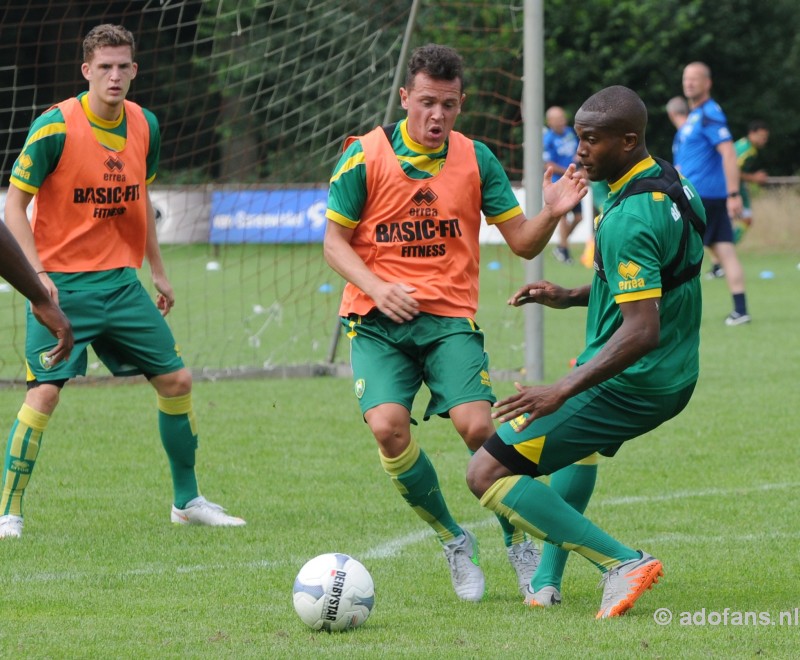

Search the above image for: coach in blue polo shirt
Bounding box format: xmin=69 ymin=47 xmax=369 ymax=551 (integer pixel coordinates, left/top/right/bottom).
xmin=675 ymin=62 xmax=750 ymax=325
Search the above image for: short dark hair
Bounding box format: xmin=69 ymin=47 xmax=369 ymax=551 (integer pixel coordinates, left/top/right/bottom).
xmin=748 ymin=120 xmax=769 ymax=133
xmin=578 ymin=85 xmax=648 ymax=135
xmin=83 ymin=24 xmax=135 ymax=62
xmin=405 ymin=44 xmax=464 ymax=92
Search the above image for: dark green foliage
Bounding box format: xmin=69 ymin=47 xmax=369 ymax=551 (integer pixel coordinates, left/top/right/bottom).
xmin=542 ymin=0 xmax=800 ymax=173
xmin=3 ymin=1 xmax=799 ymax=184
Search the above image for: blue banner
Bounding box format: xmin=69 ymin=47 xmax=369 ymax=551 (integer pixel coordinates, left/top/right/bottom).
xmin=209 ymin=188 xmax=328 ymax=244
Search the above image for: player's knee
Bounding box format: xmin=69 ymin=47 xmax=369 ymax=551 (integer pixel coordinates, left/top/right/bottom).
xmin=458 ymin=422 xmax=495 ymax=453
xmin=451 ymin=413 xmax=494 ymax=453
xmin=24 ymin=382 xmax=62 ymax=413
xmin=367 ymin=417 xmax=409 ymax=458
xmin=466 ymin=449 xmax=495 ymax=499
xmin=468 ymin=434 xmax=539 ymax=499
xmin=152 ymin=368 xmax=192 ymax=398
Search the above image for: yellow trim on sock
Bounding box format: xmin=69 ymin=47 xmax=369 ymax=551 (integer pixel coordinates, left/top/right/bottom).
xmin=157 ymin=393 xmax=193 ymax=415
xmin=157 ymin=393 xmax=198 ymax=436
xmin=379 ymin=437 xmax=420 ymax=477
xmin=11 ymin=406 xmax=48 ymax=466
xmin=575 ymin=452 xmax=600 ymax=466
xmin=567 ymin=545 xmax=622 ymax=571
xmin=480 ymin=475 xmax=548 ymax=541
xmin=481 ymin=475 xmax=620 ymax=567
xmin=18 ymin=404 xmax=50 ymax=432
xmin=480 ymin=475 xmax=522 ymax=512
xmin=2 ymin=406 xmax=48 ymax=516
xmin=379 ymin=439 xmax=454 ymax=541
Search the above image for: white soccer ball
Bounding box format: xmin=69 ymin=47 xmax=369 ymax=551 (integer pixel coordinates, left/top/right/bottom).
xmin=292 ymin=553 xmax=375 ymax=632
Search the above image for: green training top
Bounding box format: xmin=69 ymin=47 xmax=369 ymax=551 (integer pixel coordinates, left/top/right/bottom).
xmin=579 ymin=157 xmax=705 ymax=395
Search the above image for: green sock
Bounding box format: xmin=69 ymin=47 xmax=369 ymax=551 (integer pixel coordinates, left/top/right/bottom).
xmin=380 ymin=438 xmax=462 ymax=543
xmin=0 ymin=404 xmax=49 ymax=517
xmin=468 ymin=448 xmax=523 ymax=546
xmin=533 ymin=460 xmax=598 ymax=590
xmin=481 ymin=474 xmax=638 ymax=570
xmin=157 ymin=393 xmax=199 ymax=509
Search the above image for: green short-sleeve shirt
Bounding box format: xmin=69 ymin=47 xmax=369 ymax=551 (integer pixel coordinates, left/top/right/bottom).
xmin=579 ymin=157 xmax=705 ymax=395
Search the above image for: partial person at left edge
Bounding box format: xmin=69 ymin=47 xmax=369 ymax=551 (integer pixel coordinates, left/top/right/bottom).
xmin=0 ymin=23 xmax=244 ymax=540
xmin=0 ymin=220 xmax=74 ymax=366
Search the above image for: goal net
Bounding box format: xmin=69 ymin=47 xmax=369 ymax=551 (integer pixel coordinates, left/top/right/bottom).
xmin=0 ymin=0 xmax=531 ymax=382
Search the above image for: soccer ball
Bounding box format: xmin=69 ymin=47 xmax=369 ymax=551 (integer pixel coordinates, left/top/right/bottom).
xmin=292 ymin=553 xmax=375 ymax=632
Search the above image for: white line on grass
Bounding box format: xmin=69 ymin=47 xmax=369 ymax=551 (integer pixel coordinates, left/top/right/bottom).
xmin=637 ymin=531 xmax=800 ymax=545
xmin=362 ymin=480 xmax=800 ymax=558
xmin=361 ymin=517 xmax=497 ymax=560
xmin=6 ymin=481 xmax=797 ymax=582
xmin=594 ymin=481 xmax=800 ymax=507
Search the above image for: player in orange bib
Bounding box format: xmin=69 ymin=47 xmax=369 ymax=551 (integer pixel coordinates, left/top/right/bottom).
xmin=324 ymin=44 xmax=586 ymax=601
xmin=0 ymin=24 xmax=244 ymax=540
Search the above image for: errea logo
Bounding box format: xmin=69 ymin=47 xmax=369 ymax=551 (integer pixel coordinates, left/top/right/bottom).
xmin=509 ymin=414 xmax=527 ymax=432
xmin=12 ymin=152 xmax=34 ymax=181
xmin=618 ymin=260 xmax=645 ymax=291
xmin=411 ymin=187 xmax=437 ymax=206
xmin=618 ymin=261 xmax=641 ymax=279
xmin=10 ymin=459 xmax=31 ymax=474
xmin=105 ymin=155 xmax=125 ymax=172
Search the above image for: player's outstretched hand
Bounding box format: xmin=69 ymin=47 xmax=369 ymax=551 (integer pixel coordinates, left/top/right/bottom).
xmin=508 ymin=280 xmax=572 ymax=309
xmin=542 ymin=163 xmax=587 ymax=218
xmin=372 ymin=281 xmax=419 ymax=324
xmin=30 ymin=298 xmax=73 ymax=366
xmin=491 ymin=381 xmax=567 ymax=431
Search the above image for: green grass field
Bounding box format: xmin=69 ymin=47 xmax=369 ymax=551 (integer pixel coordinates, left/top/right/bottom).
xmin=0 ymin=245 xmax=798 ymax=657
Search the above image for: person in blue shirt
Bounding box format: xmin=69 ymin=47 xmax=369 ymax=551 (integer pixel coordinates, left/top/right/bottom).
xmin=676 ymin=62 xmax=749 ymax=325
xmin=543 ymin=106 xmax=582 ymax=264
xmin=666 ymin=96 xmax=689 ymax=164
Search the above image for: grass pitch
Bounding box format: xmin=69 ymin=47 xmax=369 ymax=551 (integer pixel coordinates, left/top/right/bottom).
xmin=0 ymin=247 xmax=799 ymax=657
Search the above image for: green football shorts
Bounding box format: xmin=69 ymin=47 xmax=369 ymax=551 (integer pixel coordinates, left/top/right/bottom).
xmin=342 ymin=311 xmax=496 ymax=420
xmin=25 ymin=280 xmax=185 ymax=383
xmin=485 ymin=382 xmax=696 ymax=476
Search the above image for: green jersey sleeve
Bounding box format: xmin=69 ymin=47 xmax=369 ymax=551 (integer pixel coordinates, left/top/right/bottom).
xmin=473 ymin=141 xmax=523 ymax=223
xmin=325 ymin=139 xmax=367 ymax=228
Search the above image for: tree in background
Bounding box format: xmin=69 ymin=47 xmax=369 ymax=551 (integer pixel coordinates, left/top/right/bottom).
xmin=2 ymin=0 xmax=799 ymax=184
xmin=542 ymin=0 xmax=800 ymax=173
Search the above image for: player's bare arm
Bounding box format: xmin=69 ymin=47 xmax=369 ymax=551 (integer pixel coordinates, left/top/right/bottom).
xmin=498 ymin=165 xmax=586 ymax=259
xmin=509 ymin=281 xmax=591 ymax=308
xmin=493 ymin=297 xmax=660 ymax=431
xmin=742 ymin=170 xmax=768 ymax=184
xmin=4 ymin=186 xmax=62 ymax=303
xmin=718 ymin=141 xmax=743 ymax=218
xmin=0 ymin=210 xmax=74 ymax=364
xmin=143 ymin=192 xmax=175 ymax=316
xmin=28 ymin=300 xmax=74 ymax=365
xmin=323 ymin=220 xmax=419 ymax=323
